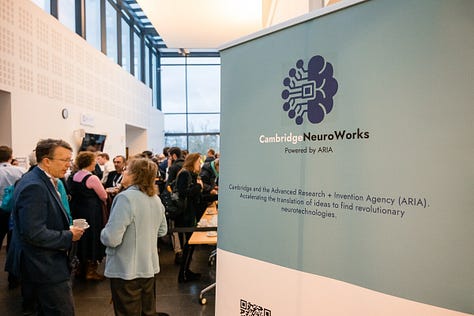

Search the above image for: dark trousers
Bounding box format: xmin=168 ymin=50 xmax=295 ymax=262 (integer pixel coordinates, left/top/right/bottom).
xmin=179 ymin=232 xmax=196 ymax=273
xmin=2 ymin=210 xmax=17 ymax=288
xmin=110 ymin=276 xmax=156 ymax=316
xmin=0 ymin=210 xmax=10 ymax=250
xmin=21 ymin=279 xmax=75 ymax=316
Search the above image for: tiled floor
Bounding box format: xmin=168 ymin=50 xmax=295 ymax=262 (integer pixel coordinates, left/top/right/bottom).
xmin=0 ymin=237 xmax=216 ymax=316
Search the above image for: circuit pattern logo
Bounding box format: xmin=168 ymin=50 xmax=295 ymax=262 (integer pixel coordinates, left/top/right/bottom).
xmin=281 ymin=55 xmax=338 ymax=125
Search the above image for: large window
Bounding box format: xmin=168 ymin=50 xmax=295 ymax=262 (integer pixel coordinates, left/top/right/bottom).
xmin=85 ymin=0 xmax=101 ymax=51
xmin=133 ymin=30 xmax=142 ymax=80
xmin=31 ymin=0 xmax=50 ymax=13
xmin=152 ymin=53 xmax=158 ymax=108
xmin=161 ymin=57 xmax=221 ymax=153
xmin=105 ymin=1 xmax=117 ymax=63
xmin=161 ymin=64 xmax=186 ymax=113
xmin=188 ymin=114 xmax=220 ymax=133
xmin=187 ymin=65 xmax=220 ymax=112
xmin=188 ymin=135 xmax=220 ymax=154
xmin=121 ymin=18 xmax=131 ymax=72
xmin=164 ymin=114 xmax=187 ymax=133
xmin=57 ymin=0 xmax=76 ymax=33
xmin=144 ymin=43 xmax=150 ymax=86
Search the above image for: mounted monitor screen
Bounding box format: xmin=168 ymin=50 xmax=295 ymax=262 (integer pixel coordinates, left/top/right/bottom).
xmin=80 ymin=133 xmax=106 ymax=152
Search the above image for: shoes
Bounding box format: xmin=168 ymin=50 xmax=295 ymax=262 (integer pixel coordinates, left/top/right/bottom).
xmin=174 ymin=252 xmax=183 ymax=265
xmin=86 ymin=261 xmax=105 ymax=281
xmin=86 ymin=270 xmax=106 ymax=281
xmin=178 ymin=269 xmax=201 ymax=283
xmin=186 ymin=270 xmax=201 ymax=280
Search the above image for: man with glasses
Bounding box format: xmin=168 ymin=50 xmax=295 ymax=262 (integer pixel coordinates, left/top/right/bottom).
xmin=6 ymin=139 xmax=85 ymax=315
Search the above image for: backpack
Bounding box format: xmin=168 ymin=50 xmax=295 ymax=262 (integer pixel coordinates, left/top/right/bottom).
xmin=160 ymin=183 xmax=178 ymax=220
xmin=161 ymin=174 xmax=191 ymax=220
xmin=1 ymin=185 xmax=15 ymax=212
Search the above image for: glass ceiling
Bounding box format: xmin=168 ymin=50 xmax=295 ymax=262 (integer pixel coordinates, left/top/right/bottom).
xmin=122 ymin=0 xmax=166 ymax=49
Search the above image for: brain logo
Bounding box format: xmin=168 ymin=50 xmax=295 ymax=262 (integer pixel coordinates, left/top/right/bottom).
xmin=281 ymin=55 xmax=338 ymax=125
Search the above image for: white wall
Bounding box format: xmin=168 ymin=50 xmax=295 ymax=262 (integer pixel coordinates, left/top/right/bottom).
xmin=0 ymin=91 xmax=12 ymax=145
xmin=126 ymin=124 xmax=147 ymax=157
xmin=0 ymin=0 xmax=164 ymax=161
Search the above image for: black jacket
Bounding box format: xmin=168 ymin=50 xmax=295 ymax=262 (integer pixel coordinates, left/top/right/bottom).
xmin=175 ymin=170 xmax=202 ymax=227
xmin=104 ymin=171 xmax=122 ymax=188
xmin=199 ymin=162 xmax=218 ymax=194
xmin=166 ymin=158 xmax=184 ymax=188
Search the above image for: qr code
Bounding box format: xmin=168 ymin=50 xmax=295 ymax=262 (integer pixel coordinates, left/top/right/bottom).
xmin=240 ymin=299 xmax=271 ymax=316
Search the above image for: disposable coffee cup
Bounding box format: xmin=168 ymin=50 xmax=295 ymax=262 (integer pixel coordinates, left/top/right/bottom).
xmin=73 ymin=219 xmax=89 ymax=229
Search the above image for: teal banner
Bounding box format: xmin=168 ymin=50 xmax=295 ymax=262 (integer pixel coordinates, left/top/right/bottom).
xmin=219 ymin=0 xmax=474 ymax=313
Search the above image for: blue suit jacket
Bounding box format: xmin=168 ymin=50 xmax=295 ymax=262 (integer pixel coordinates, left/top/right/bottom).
xmin=5 ymin=166 xmax=73 ymax=283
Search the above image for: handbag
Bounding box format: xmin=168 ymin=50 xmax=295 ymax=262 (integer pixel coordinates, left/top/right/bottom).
xmin=164 ymin=191 xmax=186 ymax=220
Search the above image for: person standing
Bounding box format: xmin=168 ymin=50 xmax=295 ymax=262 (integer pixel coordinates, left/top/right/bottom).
xmin=165 ymin=147 xmax=184 ymax=188
xmin=204 ymin=148 xmax=216 ymax=163
xmin=0 ymin=145 xmax=26 ymax=290
xmin=5 ymin=139 xmax=85 ymax=315
xmin=104 ymin=155 xmax=126 ymax=191
xmin=69 ymin=151 xmax=108 ymax=281
xmin=101 ymin=158 xmax=168 ymax=316
xmin=176 ymin=153 xmax=204 ymax=283
xmin=164 ymin=147 xmax=185 ymax=264
xmin=199 ymin=157 xmax=219 ymax=212
xmin=158 ymin=147 xmax=170 ymax=181
xmin=97 ymin=152 xmax=115 ymax=185
xmin=0 ymin=145 xmax=26 ymax=251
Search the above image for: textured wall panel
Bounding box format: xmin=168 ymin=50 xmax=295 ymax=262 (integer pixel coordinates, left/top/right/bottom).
xmin=0 ymin=59 xmax=14 ymax=87
xmin=0 ymin=0 xmax=15 ymax=25
xmin=18 ymin=37 xmax=33 ymax=64
xmin=37 ymin=46 xmax=49 ymax=71
xmin=36 ymin=73 xmax=49 ymax=96
xmin=18 ymin=6 xmax=33 ymax=35
xmin=36 ymin=19 xmax=49 ymax=45
xmin=19 ymin=66 xmax=33 ymax=92
xmin=0 ymin=27 xmax=14 ymax=57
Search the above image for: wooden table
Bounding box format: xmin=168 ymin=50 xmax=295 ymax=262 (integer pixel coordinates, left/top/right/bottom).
xmin=188 ymin=202 xmax=218 ymax=304
xmin=189 ymin=203 xmax=218 ymax=245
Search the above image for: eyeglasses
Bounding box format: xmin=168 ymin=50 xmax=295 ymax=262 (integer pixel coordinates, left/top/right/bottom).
xmin=49 ymin=157 xmax=73 ymax=163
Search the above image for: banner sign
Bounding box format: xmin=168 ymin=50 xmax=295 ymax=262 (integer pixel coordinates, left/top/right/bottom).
xmin=217 ymin=0 xmax=474 ymax=315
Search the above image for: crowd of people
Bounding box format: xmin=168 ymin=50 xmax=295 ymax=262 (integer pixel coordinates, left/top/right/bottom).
xmin=0 ymin=140 xmax=219 ymax=315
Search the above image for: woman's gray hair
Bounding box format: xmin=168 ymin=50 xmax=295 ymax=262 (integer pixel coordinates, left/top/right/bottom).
xmin=28 ymin=150 xmax=37 ymax=166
